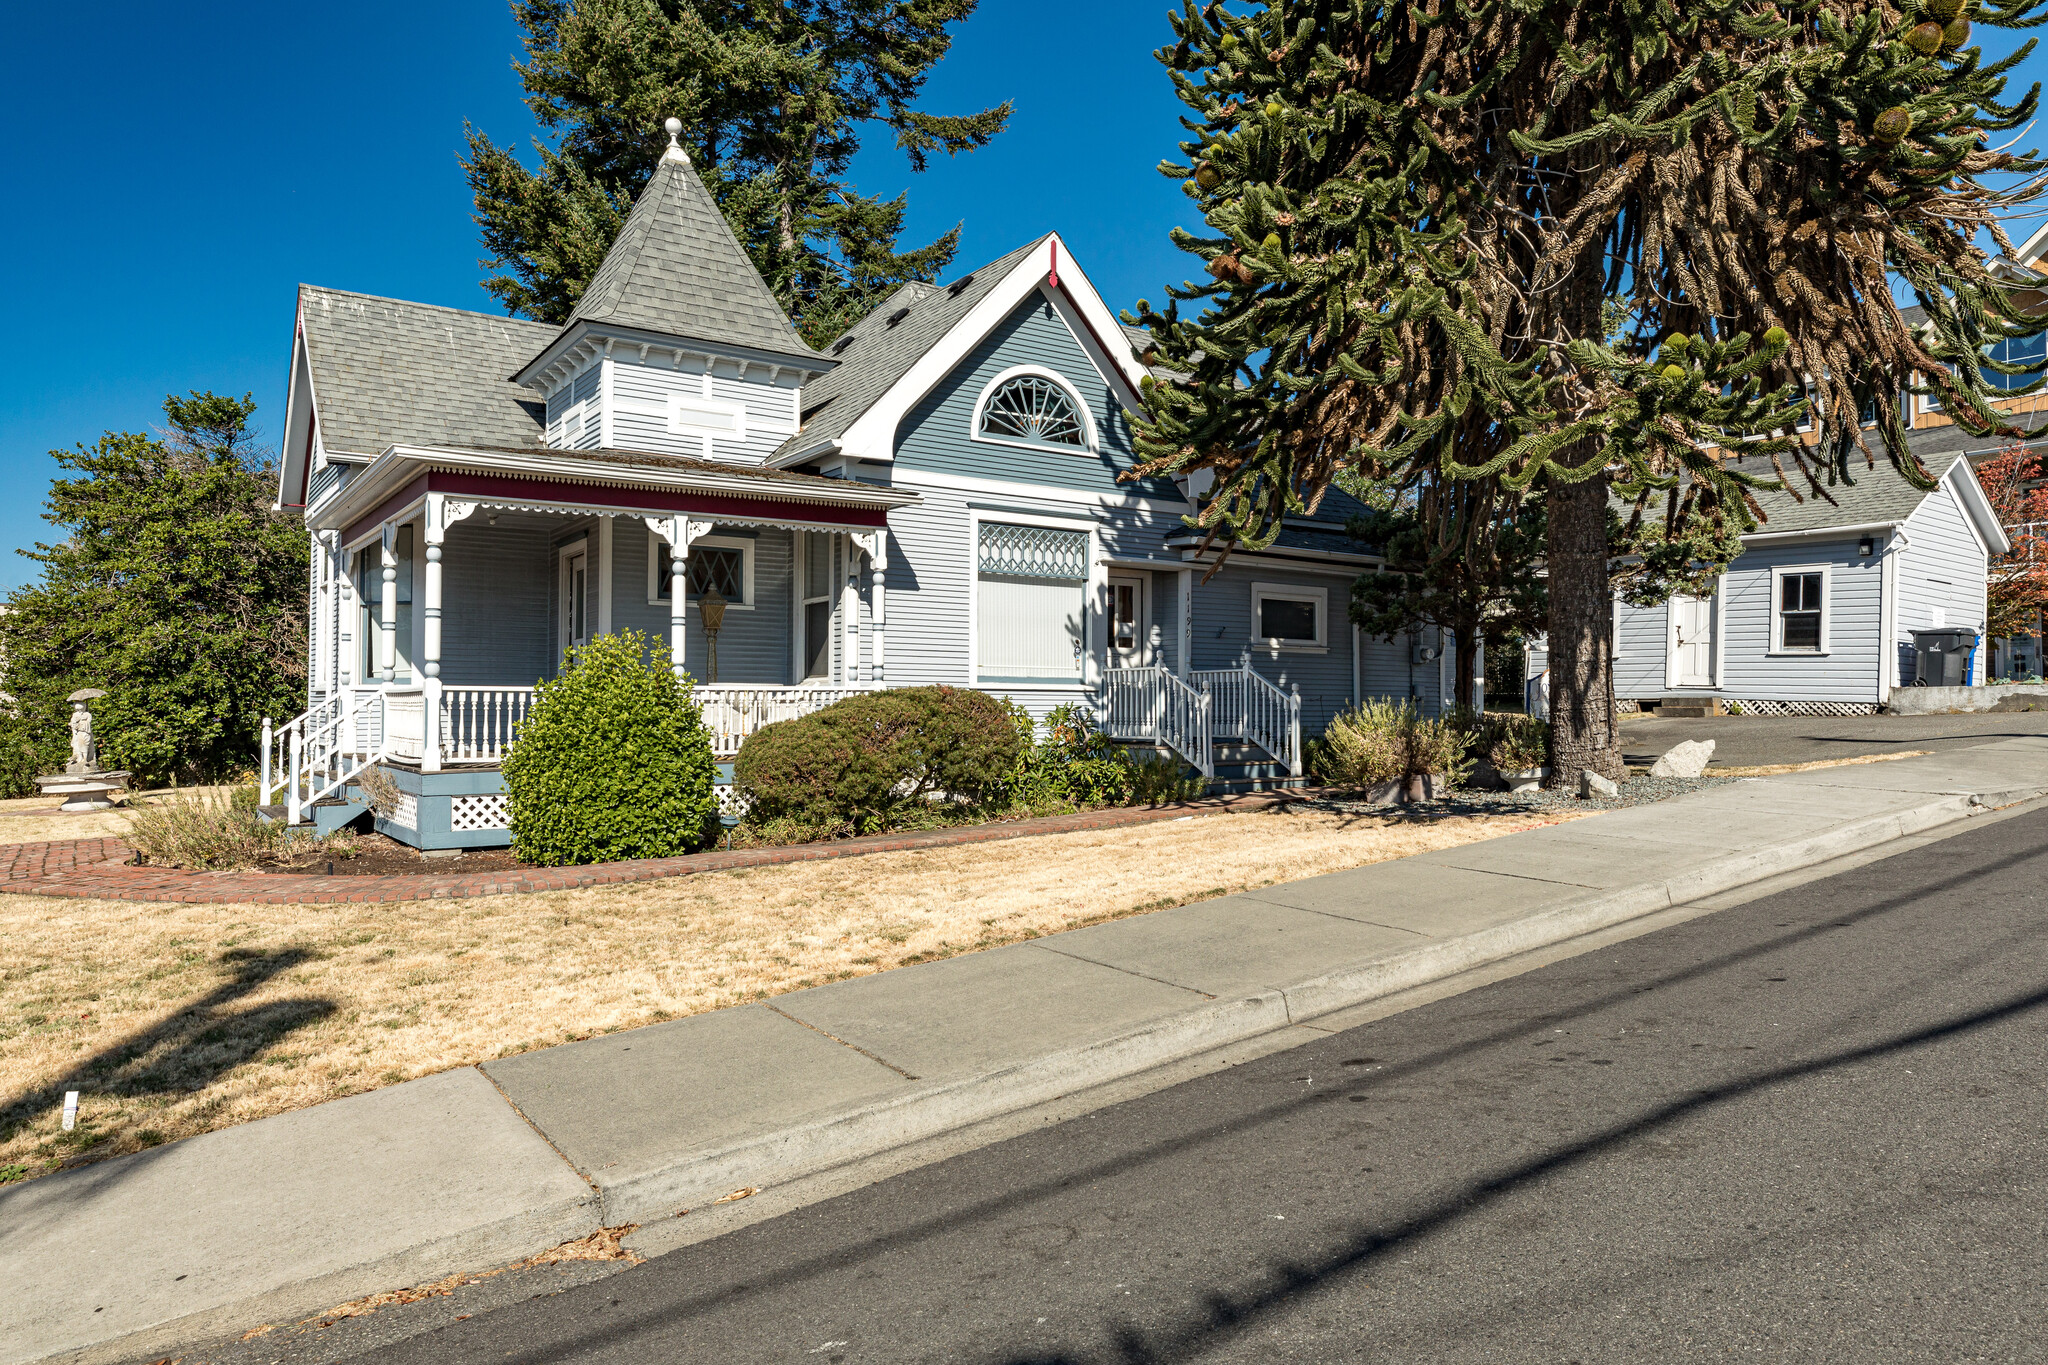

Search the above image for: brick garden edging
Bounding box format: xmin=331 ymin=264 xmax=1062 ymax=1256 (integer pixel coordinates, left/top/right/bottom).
xmin=0 ymin=793 xmax=1306 ymax=906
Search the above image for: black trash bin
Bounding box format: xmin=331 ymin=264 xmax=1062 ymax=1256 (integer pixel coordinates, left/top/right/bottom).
xmin=1911 ymin=628 xmax=1979 ymax=687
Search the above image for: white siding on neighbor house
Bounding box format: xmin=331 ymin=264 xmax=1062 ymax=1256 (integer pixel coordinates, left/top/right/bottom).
xmin=1896 ymin=478 xmax=1991 ymax=684
xmin=1715 ymin=539 xmax=1885 ymax=703
xmin=1614 ymin=597 xmax=1676 ymax=697
xmin=606 ymin=356 xmax=800 ymax=465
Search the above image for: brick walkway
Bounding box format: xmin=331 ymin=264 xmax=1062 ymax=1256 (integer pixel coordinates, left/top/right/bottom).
xmin=0 ymin=793 xmax=1303 ymax=906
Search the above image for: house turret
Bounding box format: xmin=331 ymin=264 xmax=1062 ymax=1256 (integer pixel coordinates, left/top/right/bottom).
xmin=512 ymin=118 xmax=834 ymax=465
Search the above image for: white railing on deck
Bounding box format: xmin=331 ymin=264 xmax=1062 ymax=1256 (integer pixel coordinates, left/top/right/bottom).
xmin=1103 ymin=667 xmax=1213 ymax=780
xmin=440 ymin=686 xmax=535 ymax=763
xmin=260 ymin=686 xmax=381 ymax=825
xmin=1192 ymin=655 xmax=1303 ymax=777
xmin=695 ymin=684 xmax=873 ymax=758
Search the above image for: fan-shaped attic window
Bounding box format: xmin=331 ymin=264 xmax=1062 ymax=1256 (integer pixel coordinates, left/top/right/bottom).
xmin=977 ymin=373 xmax=1088 ymax=448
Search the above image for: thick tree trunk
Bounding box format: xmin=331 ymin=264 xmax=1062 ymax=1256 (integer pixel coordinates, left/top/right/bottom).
xmin=1453 ymin=627 xmax=1480 ymax=713
xmin=1544 ymin=473 xmax=1623 ymax=784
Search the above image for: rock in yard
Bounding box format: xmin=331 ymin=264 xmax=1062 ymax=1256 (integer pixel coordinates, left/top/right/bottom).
xmin=1649 ymin=738 xmax=1716 ymax=779
xmin=1579 ymin=769 xmax=1620 ymax=800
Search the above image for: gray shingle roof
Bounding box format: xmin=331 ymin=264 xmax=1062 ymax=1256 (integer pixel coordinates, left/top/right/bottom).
xmin=773 ymin=236 xmax=1052 ymax=460
xmin=299 ymin=286 xmax=554 ymax=456
xmin=1724 ymin=448 xmax=1951 ymax=533
xmin=567 ymin=149 xmax=823 ymax=365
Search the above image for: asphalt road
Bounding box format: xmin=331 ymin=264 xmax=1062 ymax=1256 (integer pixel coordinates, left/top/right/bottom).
xmin=1621 ymin=708 xmax=2048 ymax=768
xmin=319 ymin=807 xmax=2048 ymax=1364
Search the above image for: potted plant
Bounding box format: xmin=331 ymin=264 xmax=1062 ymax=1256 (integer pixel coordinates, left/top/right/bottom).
xmin=1486 ymin=713 xmax=1549 ymax=792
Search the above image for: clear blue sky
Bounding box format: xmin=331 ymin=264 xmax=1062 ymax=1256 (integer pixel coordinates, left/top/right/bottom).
xmin=6 ymin=5 xmax=2048 ymax=592
xmin=0 ymin=1 xmax=1197 ymax=590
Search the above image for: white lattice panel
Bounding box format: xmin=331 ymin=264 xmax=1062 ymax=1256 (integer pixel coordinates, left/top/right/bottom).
xmin=714 ymin=785 xmax=751 ymax=816
xmin=1615 ymin=699 xmax=1641 ymax=714
xmin=390 ymin=791 xmax=419 ymax=829
xmin=450 ymin=793 xmax=509 ymax=830
xmin=1727 ymin=699 xmax=1880 ymax=718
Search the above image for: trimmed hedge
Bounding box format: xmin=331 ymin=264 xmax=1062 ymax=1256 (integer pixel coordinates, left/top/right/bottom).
xmin=502 ymin=629 xmax=720 ymax=866
xmin=735 ymin=686 xmax=1021 ymax=833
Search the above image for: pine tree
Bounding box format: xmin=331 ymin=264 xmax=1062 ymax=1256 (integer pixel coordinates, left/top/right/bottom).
xmin=0 ymin=394 xmax=307 ymax=787
xmin=1130 ymin=0 xmax=2048 ymax=781
xmin=466 ymin=0 xmax=1012 ymax=346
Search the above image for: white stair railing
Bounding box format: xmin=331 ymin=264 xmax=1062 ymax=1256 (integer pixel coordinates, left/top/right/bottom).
xmin=1191 ymin=655 xmax=1304 ymax=777
xmin=260 ymin=688 xmax=383 ymax=825
xmin=1103 ymin=667 xmax=1214 ymax=780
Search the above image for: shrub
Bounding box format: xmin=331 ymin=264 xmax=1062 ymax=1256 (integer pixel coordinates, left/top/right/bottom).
xmin=1125 ymin=751 xmax=1207 ymax=805
xmin=735 ymin=686 xmax=1022 ymax=834
xmin=502 ymin=629 xmax=720 ymax=866
xmin=0 ymin=711 xmax=57 ymax=800
xmin=1311 ymin=700 xmax=1474 ymax=787
xmin=125 ymin=793 xmax=349 ymax=870
xmin=1000 ymin=702 xmax=1133 ymax=812
xmin=1480 ymin=712 xmax=1548 ymax=772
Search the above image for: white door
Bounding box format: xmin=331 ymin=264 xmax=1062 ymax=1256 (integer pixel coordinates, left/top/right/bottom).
xmin=1108 ymin=575 xmax=1148 ymax=669
xmin=561 ymin=547 xmax=590 ymax=657
xmin=1668 ymin=595 xmax=1714 ymax=688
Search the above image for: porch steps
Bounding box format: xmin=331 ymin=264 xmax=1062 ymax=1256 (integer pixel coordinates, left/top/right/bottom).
xmin=255 ymin=795 xmax=368 ymax=834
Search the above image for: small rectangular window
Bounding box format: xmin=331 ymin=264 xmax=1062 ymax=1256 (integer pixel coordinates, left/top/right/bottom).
xmin=1779 ymin=572 xmax=1823 ymax=651
xmin=1259 ymin=597 xmax=1319 ymax=642
xmin=1250 ymin=582 xmax=1327 ymax=648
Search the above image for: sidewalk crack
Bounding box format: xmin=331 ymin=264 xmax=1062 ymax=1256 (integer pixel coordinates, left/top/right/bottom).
xmin=1032 ymin=945 xmax=1218 ymax=999
xmin=765 ymin=1004 xmax=921 ymax=1081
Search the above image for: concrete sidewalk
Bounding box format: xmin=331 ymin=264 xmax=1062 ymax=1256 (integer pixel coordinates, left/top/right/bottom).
xmin=7 ymin=737 xmax=2046 ymax=1365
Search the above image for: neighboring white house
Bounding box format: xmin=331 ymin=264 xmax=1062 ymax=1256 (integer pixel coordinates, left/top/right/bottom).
xmin=1529 ymin=451 xmax=2008 ymax=716
xmin=263 ymin=130 xmax=1480 ymax=849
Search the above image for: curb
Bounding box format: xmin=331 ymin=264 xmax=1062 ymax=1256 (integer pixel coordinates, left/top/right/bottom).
xmin=548 ymin=783 xmax=2034 ymax=1226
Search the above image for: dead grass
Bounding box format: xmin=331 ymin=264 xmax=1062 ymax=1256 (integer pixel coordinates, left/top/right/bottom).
xmin=1709 ymin=750 xmax=1933 ymax=778
xmin=0 ymin=786 xmax=243 ymax=849
xmin=0 ymin=803 xmax=1585 ymax=1184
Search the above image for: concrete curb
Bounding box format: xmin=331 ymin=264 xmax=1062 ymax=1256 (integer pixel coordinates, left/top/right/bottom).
xmin=567 ymin=784 xmax=2036 ymax=1228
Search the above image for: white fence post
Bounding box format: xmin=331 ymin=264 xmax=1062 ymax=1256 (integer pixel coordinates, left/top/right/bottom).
xmin=287 ymin=726 xmax=303 ymax=826
xmin=260 ymin=717 xmax=273 ymax=805
xmin=1289 ymin=683 xmax=1303 ymax=778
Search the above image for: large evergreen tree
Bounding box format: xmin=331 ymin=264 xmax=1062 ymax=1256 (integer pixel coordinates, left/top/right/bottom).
xmin=466 ymin=0 xmax=1012 ymax=346
xmin=0 ymin=394 xmax=306 ymax=788
xmin=1131 ymin=0 xmax=2048 ymax=781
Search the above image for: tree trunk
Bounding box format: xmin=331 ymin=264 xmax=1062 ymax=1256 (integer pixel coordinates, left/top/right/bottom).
xmin=1544 ymin=473 xmax=1622 ymax=784
xmin=1453 ymin=626 xmax=1480 ymax=713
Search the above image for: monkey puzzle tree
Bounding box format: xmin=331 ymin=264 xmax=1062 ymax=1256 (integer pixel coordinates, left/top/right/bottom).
xmin=1131 ymin=0 xmax=2048 ymax=781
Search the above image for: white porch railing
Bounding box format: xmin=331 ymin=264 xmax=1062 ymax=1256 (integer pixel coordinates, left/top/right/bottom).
xmin=259 ymin=686 xmax=382 ymax=825
xmin=1103 ymin=667 xmax=1214 ymax=780
xmin=1192 ymin=654 xmax=1304 ymax=777
xmin=440 ymin=686 xmax=535 ymax=763
xmin=695 ymin=684 xmax=873 ymax=758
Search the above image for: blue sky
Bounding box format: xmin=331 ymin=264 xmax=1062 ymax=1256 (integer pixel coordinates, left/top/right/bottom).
xmin=5 ymin=5 xmax=2048 ymax=591
xmin=0 ymin=1 xmax=1196 ymax=590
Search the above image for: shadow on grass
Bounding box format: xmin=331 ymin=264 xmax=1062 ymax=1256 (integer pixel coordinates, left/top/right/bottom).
xmin=0 ymin=946 xmax=336 ymax=1164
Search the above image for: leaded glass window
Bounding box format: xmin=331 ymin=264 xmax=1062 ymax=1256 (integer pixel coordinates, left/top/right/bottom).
xmin=978 ymin=375 xmax=1087 ymax=447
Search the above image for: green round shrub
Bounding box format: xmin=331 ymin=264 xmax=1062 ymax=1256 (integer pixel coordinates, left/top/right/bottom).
xmin=501 ymin=629 xmax=719 ymax=866
xmin=735 ymin=686 xmax=1022 ymax=834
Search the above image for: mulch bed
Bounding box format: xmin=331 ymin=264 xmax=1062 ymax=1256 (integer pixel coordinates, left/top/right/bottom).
xmin=257 ymin=833 xmax=526 ymax=877
xmin=0 ymin=792 xmax=1305 ymax=906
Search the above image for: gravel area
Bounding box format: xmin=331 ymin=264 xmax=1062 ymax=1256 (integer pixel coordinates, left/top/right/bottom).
xmin=1301 ymin=772 xmax=1737 ymax=819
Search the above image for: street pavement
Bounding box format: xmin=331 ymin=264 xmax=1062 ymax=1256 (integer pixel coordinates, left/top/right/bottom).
xmin=1620 ymin=707 xmax=2048 ymax=768
xmin=336 ymin=802 xmax=2048 ymax=1365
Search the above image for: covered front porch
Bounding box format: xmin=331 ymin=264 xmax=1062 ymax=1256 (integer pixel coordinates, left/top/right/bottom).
xmin=265 ymin=445 xmax=919 ymax=845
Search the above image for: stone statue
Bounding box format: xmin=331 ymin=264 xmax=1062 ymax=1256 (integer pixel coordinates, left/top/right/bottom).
xmin=64 ymin=689 xmax=107 ymax=774
xmin=38 ymin=689 xmax=124 ymax=811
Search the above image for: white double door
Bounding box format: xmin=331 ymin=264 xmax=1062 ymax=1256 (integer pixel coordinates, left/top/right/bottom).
xmin=1666 ymin=594 xmax=1716 ymax=688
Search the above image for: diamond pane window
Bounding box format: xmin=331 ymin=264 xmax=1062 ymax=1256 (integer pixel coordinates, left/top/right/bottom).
xmin=979 ymin=376 xmax=1086 ymax=447
xmin=978 ymin=523 xmax=1088 ymax=580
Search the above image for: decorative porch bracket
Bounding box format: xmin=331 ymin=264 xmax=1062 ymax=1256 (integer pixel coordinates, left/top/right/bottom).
xmin=417 ymin=495 xmax=479 ymax=772
xmin=642 ymin=515 xmax=716 ymax=678
xmin=850 ymin=529 xmax=888 ymax=685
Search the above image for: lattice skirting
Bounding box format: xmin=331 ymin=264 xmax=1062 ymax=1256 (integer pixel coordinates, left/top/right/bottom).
xmin=714 ymin=785 xmax=751 ymax=816
xmin=389 ymin=791 xmax=419 ymax=829
xmin=1725 ymin=699 xmax=1881 ymax=718
xmin=450 ymin=793 xmax=508 ymax=831
xmin=1615 ymin=699 xmax=1641 ymax=714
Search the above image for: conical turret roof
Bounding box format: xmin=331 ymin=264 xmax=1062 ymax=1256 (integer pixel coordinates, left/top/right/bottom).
xmin=564 ymin=141 xmax=825 ymax=365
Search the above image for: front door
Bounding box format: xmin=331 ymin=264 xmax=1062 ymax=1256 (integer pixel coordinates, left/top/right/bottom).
xmin=1668 ymin=594 xmax=1714 ymax=688
xmin=561 ymin=546 xmax=590 ymax=657
xmin=1108 ymin=575 xmax=1148 ymax=669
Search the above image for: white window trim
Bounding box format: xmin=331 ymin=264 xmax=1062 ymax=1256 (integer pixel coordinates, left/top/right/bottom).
xmin=969 ymin=365 xmax=1100 ymax=456
xmin=1768 ymin=563 xmax=1831 ymax=655
xmin=968 ymin=507 xmax=1099 ymax=688
xmin=646 ymin=532 xmax=756 ymax=609
xmin=1250 ymin=581 xmax=1329 ymax=653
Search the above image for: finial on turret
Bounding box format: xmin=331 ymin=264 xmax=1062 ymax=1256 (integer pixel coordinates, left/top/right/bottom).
xmin=662 ymin=117 xmax=690 ymax=165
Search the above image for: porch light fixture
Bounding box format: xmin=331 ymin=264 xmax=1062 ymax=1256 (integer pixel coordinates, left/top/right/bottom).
xmin=699 ymin=585 xmax=728 ymax=683
xmin=1858 ymin=536 xmax=1875 ymax=557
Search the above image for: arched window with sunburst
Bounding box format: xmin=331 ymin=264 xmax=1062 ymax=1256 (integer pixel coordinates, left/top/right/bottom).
xmin=974 ymin=370 xmax=1092 ymax=450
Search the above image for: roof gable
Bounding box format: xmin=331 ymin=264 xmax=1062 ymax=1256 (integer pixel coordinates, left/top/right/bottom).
xmin=563 ymin=147 xmax=823 ymax=365
xmin=297 ymin=286 xmax=555 ymax=458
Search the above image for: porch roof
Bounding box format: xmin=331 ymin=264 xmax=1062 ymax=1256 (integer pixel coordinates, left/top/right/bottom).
xmin=318 ymin=442 xmax=919 ymax=546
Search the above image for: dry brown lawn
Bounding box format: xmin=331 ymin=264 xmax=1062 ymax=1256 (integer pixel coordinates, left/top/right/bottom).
xmin=0 ymin=802 xmax=1585 ymax=1184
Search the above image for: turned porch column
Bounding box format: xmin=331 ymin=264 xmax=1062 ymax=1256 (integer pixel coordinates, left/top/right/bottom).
xmin=853 ymin=529 xmax=887 ymax=685
xmin=643 ymin=515 xmax=715 ymax=679
xmin=378 ymin=523 xmax=398 ymax=683
xmin=420 ymin=496 xmax=478 ymax=773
